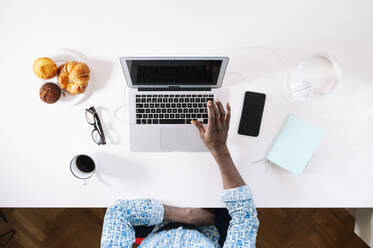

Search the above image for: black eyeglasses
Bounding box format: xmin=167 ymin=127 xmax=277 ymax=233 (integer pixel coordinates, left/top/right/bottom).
xmin=85 ymin=106 xmax=106 ymax=145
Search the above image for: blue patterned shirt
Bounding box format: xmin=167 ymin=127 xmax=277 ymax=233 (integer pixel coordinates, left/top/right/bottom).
xmin=101 ymin=185 xmax=259 ymax=248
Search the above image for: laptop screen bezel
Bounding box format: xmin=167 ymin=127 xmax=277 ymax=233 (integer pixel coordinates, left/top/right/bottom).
xmin=119 ymin=57 xmax=229 ymax=89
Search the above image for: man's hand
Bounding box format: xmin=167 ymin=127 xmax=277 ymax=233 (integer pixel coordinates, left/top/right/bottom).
xmin=191 ymin=100 xmax=231 ymax=155
xmin=192 ymin=100 xmax=245 ymax=189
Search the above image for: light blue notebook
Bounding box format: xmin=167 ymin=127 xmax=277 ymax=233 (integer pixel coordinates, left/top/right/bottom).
xmin=266 ymin=114 xmax=324 ymax=175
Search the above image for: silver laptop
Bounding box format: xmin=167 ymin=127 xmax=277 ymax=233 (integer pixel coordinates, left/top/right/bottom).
xmin=120 ymin=57 xmax=229 ymax=152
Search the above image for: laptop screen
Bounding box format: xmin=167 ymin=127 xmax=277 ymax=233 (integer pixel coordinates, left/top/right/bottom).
xmin=126 ymin=60 xmax=223 ymax=86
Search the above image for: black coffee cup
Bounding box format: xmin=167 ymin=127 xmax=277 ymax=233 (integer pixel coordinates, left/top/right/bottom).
xmin=70 ymin=154 xmax=96 ymax=180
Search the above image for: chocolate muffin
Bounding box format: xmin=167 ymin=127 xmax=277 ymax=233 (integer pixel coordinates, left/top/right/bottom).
xmin=40 ymin=82 xmax=61 ymax=104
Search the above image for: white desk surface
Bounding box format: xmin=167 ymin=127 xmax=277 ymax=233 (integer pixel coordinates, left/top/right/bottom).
xmin=1 ymin=0 xmax=373 ymax=207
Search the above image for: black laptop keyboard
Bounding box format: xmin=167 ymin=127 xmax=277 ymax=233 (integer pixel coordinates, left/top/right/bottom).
xmin=135 ymin=94 xmax=214 ymax=124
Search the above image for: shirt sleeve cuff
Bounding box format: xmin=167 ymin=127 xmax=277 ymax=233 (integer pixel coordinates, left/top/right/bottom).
xmin=221 ymin=185 xmax=253 ymax=202
xmin=149 ymin=199 xmax=164 ymax=226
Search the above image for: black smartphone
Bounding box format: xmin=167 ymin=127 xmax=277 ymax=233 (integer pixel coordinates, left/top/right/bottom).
xmin=238 ymin=91 xmax=266 ymax=137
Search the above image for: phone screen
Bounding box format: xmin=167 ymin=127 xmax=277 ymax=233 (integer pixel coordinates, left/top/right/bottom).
xmin=238 ymin=91 xmax=266 ymax=137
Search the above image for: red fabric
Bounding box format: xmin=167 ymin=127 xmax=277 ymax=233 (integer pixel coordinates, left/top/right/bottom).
xmin=135 ymin=238 xmax=144 ymax=245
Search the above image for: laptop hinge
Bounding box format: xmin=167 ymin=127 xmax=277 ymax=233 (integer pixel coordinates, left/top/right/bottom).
xmin=138 ymin=87 xmax=211 ymax=91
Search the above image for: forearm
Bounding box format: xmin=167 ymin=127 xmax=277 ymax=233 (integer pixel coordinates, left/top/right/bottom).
xmin=163 ymin=205 xmax=216 ymax=226
xmin=101 ymin=199 xmax=163 ymax=248
xmin=163 ymin=205 xmax=188 ymax=223
xmin=211 ymin=146 xmax=245 ymax=189
xmin=110 ymin=199 xmax=163 ymax=226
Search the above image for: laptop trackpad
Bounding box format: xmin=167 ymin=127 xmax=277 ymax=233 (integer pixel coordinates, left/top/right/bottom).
xmin=160 ymin=128 xmax=188 ymax=151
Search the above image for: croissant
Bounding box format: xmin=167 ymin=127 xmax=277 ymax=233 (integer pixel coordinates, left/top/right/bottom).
xmin=57 ymin=62 xmax=90 ymax=95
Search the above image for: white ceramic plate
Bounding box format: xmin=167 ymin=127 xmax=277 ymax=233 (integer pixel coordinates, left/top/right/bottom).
xmin=36 ymin=48 xmax=90 ymax=106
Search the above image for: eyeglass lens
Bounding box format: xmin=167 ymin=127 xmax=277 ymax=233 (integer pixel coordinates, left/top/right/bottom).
xmin=85 ymin=111 xmax=95 ymax=125
xmin=92 ymin=129 xmax=102 ymax=144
